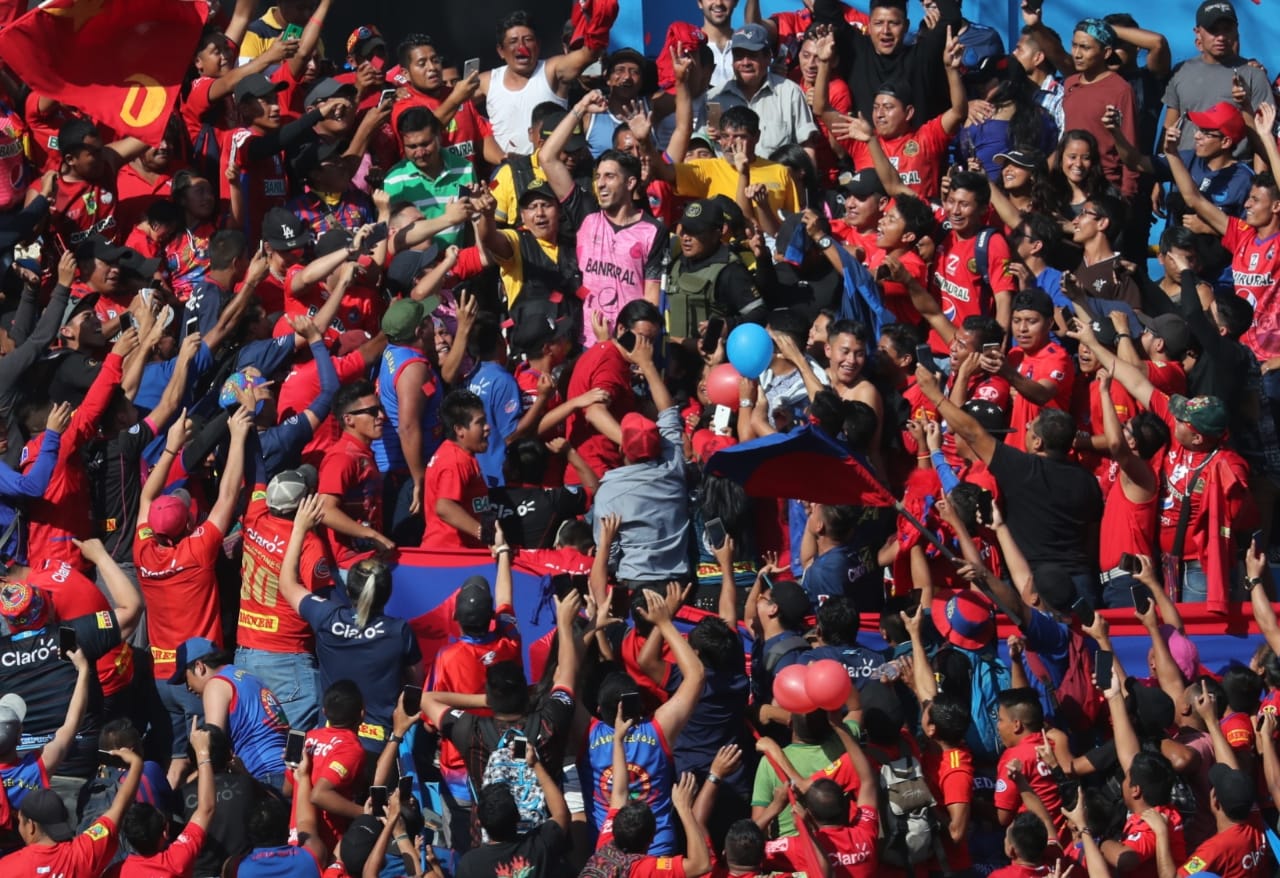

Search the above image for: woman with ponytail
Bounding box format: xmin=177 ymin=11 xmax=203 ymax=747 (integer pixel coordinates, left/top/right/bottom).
xmin=279 ymin=494 xmax=423 ymax=755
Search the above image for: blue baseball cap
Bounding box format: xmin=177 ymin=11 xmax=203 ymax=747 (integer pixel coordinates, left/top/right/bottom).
xmin=168 ymin=636 xmax=219 ymax=684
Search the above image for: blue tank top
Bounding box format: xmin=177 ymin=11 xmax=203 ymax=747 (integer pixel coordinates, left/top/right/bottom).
xmin=216 ymin=666 xmax=288 ymax=780
xmin=373 ymin=343 xmax=443 ymax=472
xmin=237 ymin=844 xmax=321 ymax=877
xmin=586 ymin=718 xmax=676 ymax=854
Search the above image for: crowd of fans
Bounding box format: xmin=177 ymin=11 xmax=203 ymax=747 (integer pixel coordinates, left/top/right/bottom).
xmin=1 ymin=0 xmax=1280 ymax=874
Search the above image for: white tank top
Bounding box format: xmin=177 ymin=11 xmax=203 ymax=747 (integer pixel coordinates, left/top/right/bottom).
xmin=487 ymin=60 xmax=567 ymax=156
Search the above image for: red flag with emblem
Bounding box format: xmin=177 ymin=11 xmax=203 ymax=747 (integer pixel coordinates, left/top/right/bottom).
xmin=0 ymin=0 xmax=209 ymax=143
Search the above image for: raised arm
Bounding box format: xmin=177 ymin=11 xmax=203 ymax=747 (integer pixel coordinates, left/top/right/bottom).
xmin=280 ymin=494 xmax=325 ymax=614
xmin=1099 ymin=372 xmax=1157 ymax=494
xmin=609 ymin=708 xmax=635 ymax=810
xmin=938 ymin=28 xmax=968 ymax=136
xmin=1163 ymin=127 xmax=1229 ymax=236
xmin=207 ymin=407 xmax=251 ymax=535
xmin=647 ymin=591 xmax=707 ymax=741
xmin=74 ymin=538 xmax=141 ymax=641
xmin=40 ymin=645 xmax=91 ymax=773
xmin=915 ymin=365 xmax=997 ymax=463
xmin=541 ymin=91 xmax=605 ymax=200
xmin=673 ymin=773 xmax=711 ymax=878
xmin=1066 ymin=314 xmax=1156 ymax=408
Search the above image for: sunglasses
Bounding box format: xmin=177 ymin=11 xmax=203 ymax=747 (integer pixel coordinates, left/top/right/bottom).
xmin=347 ymin=405 xmax=384 ymax=418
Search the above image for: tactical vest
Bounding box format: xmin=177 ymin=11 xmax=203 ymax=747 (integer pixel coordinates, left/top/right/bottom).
xmin=665 ymin=247 xmax=740 ymax=339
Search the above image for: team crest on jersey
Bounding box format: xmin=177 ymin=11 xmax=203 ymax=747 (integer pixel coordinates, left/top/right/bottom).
xmin=966 ymin=258 xmax=978 ymax=273
xmin=903 ymin=140 xmax=919 ymax=156
xmin=1184 ymin=858 xmax=1206 ymax=874
xmin=86 ymin=822 xmax=109 ymax=840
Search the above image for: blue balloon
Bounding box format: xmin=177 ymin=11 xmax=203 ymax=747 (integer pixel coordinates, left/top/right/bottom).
xmin=726 ymin=323 xmax=773 ymax=377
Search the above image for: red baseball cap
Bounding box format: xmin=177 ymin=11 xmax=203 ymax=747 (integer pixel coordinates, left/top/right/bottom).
xmin=620 ymin=413 xmax=661 ymax=463
xmin=1187 ymin=102 xmax=1246 ymax=144
xmin=148 ymin=495 xmax=190 ymax=540
xmin=932 ymin=589 xmax=995 ymax=651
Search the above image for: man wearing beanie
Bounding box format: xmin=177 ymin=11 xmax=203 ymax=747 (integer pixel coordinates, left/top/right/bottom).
xmin=592 ymin=334 xmax=688 ymax=591
xmin=992 ymin=287 xmax=1074 ymax=452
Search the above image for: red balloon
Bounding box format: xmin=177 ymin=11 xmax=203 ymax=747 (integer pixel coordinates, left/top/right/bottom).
xmin=705 ymin=363 xmax=742 ymax=409
xmin=773 ymin=663 xmax=816 ymax=714
xmin=805 ymin=659 xmax=853 ymax=711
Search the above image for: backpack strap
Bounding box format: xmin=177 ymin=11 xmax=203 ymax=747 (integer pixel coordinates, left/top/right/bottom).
xmin=974 ymin=227 xmax=994 ymax=295
xmin=763 ymin=633 xmax=810 ymax=674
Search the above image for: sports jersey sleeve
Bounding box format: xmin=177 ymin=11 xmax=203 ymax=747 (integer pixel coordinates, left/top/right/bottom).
xmin=992 ymin=754 xmax=1019 ymax=812
xmin=985 ymin=231 xmax=1017 ymax=295
xmin=317 ymin=454 xmax=356 ymax=496
xmin=643 ymin=224 xmax=666 ymax=281
xmin=77 ymin=816 xmax=119 ymax=873
xmin=70 ymin=610 xmax=124 ymax=662
xmin=159 ymin=823 xmax=206 ymax=874
xmin=937 ymin=754 xmax=973 ymax=805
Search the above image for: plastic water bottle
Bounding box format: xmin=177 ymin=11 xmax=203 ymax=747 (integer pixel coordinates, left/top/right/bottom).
xmin=874 ymin=661 xmax=902 ymax=681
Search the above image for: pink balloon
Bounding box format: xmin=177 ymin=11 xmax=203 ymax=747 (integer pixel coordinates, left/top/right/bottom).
xmin=705 ymin=363 xmax=743 ymax=409
xmin=805 ymin=659 xmax=853 ymax=711
xmin=773 ymin=663 xmax=816 ymax=714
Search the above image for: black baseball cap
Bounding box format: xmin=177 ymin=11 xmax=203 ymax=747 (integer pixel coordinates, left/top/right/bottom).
xmin=539 ymin=110 xmax=587 ymax=153
xmin=994 ymin=148 xmax=1044 ymax=169
xmin=1208 ymin=763 xmax=1255 ymax=815
xmin=1196 ymin=0 xmax=1237 ymax=29
xmin=678 ymin=199 xmax=724 ymax=235
xmin=385 ymin=247 xmax=441 ymax=296
xmin=233 ymin=73 xmax=286 ymax=103
xmin=291 ymin=139 xmax=344 ymax=178
xmin=74 ymin=234 xmax=127 ymax=265
xmin=262 ymin=207 xmax=312 ymax=251
xmin=517 ymin=178 xmax=558 ymax=207
xmin=837 ymin=168 xmax=886 ymax=199
xmin=304 ymin=77 xmax=357 ymax=108
xmin=455 ymin=576 xmax=494 ymax=629
xmin=19 ymin=789 xmax=74 ymax=842
xmin=510 ymin=312 xmax=573 ymax=353
xmin=961 ymin=399 xmax=1012 ymax=434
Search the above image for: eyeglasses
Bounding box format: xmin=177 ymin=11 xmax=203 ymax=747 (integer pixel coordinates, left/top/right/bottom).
xmin=1194 ymin=129 xmax=1225 ymax=140
xmin=347 ymin=405 xmax=384 ymax=418
xmin=1078 ymin=208 xmax=1101 ymax=219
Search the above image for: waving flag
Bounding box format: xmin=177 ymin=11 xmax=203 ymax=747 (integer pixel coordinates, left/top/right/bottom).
xmin=705 ymin=425 xmax=895 ymax=507
xmin=0 ymin=0 xmax=209 ymax=143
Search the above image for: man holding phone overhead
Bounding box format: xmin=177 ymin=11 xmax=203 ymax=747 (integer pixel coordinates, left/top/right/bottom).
xmin=392 ymin=35 xmax=504 ymax=167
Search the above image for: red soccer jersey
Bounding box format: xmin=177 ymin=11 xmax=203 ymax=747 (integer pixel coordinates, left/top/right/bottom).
xmin=180 ymin=76 xmax=231 ymax=147
xmin=1147 ymin=360 xmax=1187 ymax=399
xmin=432 ymin=607 xmax=521 ymax=775
xmin=6 ymin=816 xmax=118 ymax=877
xmin=1221 ymin=712 xmax=1256 ymax=752
xmin=988 ymin=865 xmax=1052 ymax=878
xmin=30 ymin=559 xmax=134 ymax=696
xmin=36 ymin=173 xmax=119 ymax=248
xmin=283 ymin=351 xmax=373 ymax=466
xmin=317 ymin=433 xmax=383 ymax=566
xmin=1178 ymin=819 xmax=1269 ymax=878
xmin=1097 ymin=469 xmax=1159 ymax=572
xmin=1222 ymin=219 xmax=1280 ymax=360
xmin=281 ymin=267 xmax=381 ymax=343
xmin=134 ymin=520 xmax=224 ymax=680
xmin=390 ymin=90 xmax=492 ymax=165
xmin=929 ymin=229 xmax=1015 ymax=352
xmin=1005 ymin=341 xmax=1074 ymax=451
xmin=238 ymin=269 xmax=286 ymax=314
xmin=223 ymin=127 xmax=288 ymax=242
xmin=422 ymin=440 xmax=489 ymax=550
xmin=993 ymin=732 xmax=1064 ymax=835
xmin=114 ymin=163 xmax=173 ymax=239
xmin=597 ymin=807 xmax=691 ymax=878
xmin=290 ymin=727 xmax=364 ymax=848
xmin=24 ymin=354 xmax=123 ymax=572
xmin=867 ymin=247 xmax=928 ymax=325
xmin=1122 ymin=806 xmax=1186 ymax=878
xmin=118 ymin=823 xmax=206 ymax=877
xmin=239 ymin=488 xmax=336 ymax=652
xmin=847 ymin=117 xmax=951 ymax=200
xmin=764 ymin=806 xmax=880 ymax=878
xmin=922 ymin=745 xmax=973 ymax=870
xmin=563 ymin=340 xmax=635 ymax=485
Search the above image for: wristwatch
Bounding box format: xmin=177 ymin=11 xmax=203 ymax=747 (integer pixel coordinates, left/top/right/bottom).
xmin=816 ymin=235 xmax=833 ymax=250
xmin=739 ymin=398 xmax=754 ymax=408
xmin=1247 ymin=576 xmax=1265 ymax=589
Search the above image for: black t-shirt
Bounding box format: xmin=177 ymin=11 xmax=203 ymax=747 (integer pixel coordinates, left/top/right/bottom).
xmin=672 ymin=667 xmax=753 ymax=797
xmin=440 ymin=689 xmax=576 ymax=792
xmin=0 ymin=610 xmax=122 ymax=777
xmin=456 ymin=820 xmax=569 ymax=878
xmin=87 ymin=420 xmax=156 ymax=562
xmin=488 ymin=485 xmax=587 ymax=548
xmin=181 ymin=771 xmax=259 ymax=877
xmin=988 ymin=442 xmax=1103 ymax=574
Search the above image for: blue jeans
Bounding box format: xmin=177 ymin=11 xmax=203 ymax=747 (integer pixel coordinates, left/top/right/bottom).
xmin=1180 ymin=561 xmax=1210 ymax=603
xmin=1100 ymin=570 xmax=1139 ymax=609
xmin=158 ymin=678 xmax=205 ymax=759
xmin=384 ymin=470 xmax=422 ymax=546
xmin=234 ymin=647 xmax=320 ymax=731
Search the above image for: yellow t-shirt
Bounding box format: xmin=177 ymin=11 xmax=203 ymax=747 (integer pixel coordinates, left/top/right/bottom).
xmin=491 ymin=153 xmax=547 ymax=225
xmin=673 ymin=157 xmax=800 ymax=216
xmin=495 ymin=228 xmax=560 ymax=307
xmin=238 ymin=7 xmax=326 ymax=64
